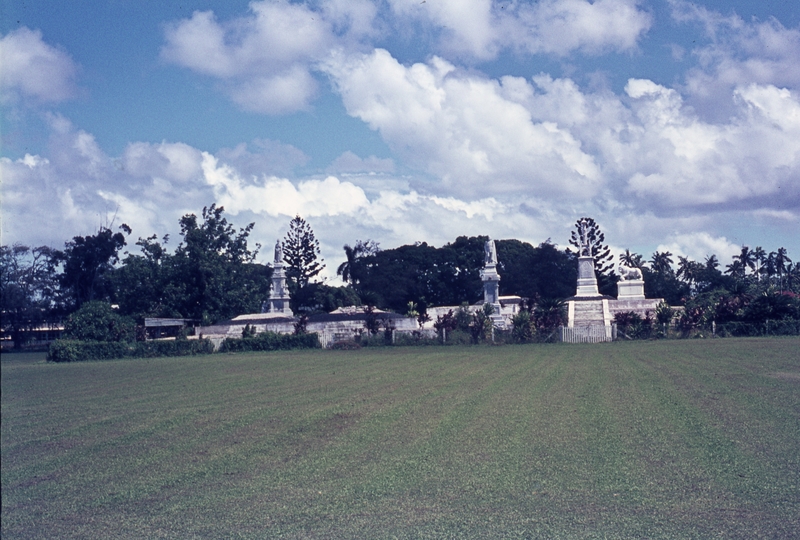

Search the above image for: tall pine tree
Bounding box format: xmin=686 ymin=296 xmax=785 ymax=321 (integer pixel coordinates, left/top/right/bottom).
xmin=282 ymin=216 xmax=325 ymax=290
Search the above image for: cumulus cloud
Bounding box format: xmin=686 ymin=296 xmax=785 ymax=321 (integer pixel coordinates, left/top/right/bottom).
xmin=669 ymin=0 xmax=800 ymax=119
xmin=622 ymin=80 xmax=800 ymax=209
xmin=325 ymin=49 xmax=602 ymax=199
xmin=656 ymin=232 xmax=741 ymax=266
xmin=161 ymin=0 xmax=378 ymax=114
xmin=388 ymin=0 xmax=651 ymax=59
xmin=0 ymin=27 xmax=79 ymax=104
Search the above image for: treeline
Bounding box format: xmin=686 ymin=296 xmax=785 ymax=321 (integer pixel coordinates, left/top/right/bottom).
xmin=2 ymin=206 xmax=799 ymax=350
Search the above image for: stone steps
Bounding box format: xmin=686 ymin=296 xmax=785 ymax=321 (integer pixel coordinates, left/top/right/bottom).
xmin=571 ymin=300 xmax=608 ymax=326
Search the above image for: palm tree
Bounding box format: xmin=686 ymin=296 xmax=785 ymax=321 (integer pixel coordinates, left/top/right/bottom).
xmin=725 ymin=259 xmax=744 ymax=279
xmin=620 ymin=249 xmax=644 ymax=268
xmin=705 ymin=255 xmax=719 ymax=271
xmin=336 ymin=240 xmax=379 ymax=285
xmin=676 ymin=256 xmax=701 ymax=287
xmin=650 ymin=251 xmax=674 ymax=275
xmin=775 ymin=247 xmax=792 ymax=292
xmin=733 ymin=246 xmax=755 ymax=278
xmin=752 ymin=246 xmax=766 ymax=282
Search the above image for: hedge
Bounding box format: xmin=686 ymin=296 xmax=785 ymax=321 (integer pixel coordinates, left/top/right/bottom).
xmin=48 ymin=338 xmax=215 ymax=363
xmin=218 ymin=331 xmax=320 ymax=353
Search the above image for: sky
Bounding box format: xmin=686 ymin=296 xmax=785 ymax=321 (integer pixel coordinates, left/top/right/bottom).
xmin=2 ymin=0 xmax=799 ymax=281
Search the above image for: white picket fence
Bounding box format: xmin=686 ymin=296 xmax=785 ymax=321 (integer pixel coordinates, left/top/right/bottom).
xmin=560 ymin=324 xmax=614 ymax=343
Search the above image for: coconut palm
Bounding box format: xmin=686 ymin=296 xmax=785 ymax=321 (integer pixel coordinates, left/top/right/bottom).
xmin=775 ymin=247 xmax=792 ymax=292
xmin=752 ymin=246 xmax=766 ymax=282
xmin=676 ymin=256 xmax=702 ymax=291
xmin=336 ymin=240 xmax=379 ymax=285
xmin=733 ymin=246 xmax=755 ymax=278
xmin=650 ymin=251 xmax=674 ymax=275
xmin=704 ymin=255 xmax=719 ymax=271
xmin=620 ymin=249 xmax=644 ymax=268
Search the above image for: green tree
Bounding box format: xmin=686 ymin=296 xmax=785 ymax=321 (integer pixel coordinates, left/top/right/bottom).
xmin=619 ymin=249 xmax=644 ymax=268
xmin=568 ymin=218 xmax=615 ymax=295
xmin=774 ymin=247 xmax=792 ymax=292
xmin=63 ymin=301 xmax=136 ymax=342
xmin=337 ymin=240 xmax=379 ymax=284
xmin=282 ymin=216 xmax=325 ymax=290
xmin=0 ymin=245 xmax=59 ymax=349
xmin=170 ymin=204 xmax=268 ymax=324
xmin=54 ymin=225 xmax=130 ymax=309
xmin=111 ymin=234 xmax=179 ymax=320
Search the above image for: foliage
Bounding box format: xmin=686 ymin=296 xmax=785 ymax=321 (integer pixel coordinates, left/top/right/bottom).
xmin=288 ymin=283 xmax=360 ymax=314
xmin=0 ymin=244 xmax=60 ymax=349
xmin=469 ymin=303 xmax=495 ymax=343
xmin=282 ymin=215 xmax=325 ymax=292
xmin=241 ymin=324 xmax=257 ymax=339
xmin=568 ymin=217 xmax=615 ymax=294
xmin=172 ymin=205 xmax=266 ymax=324
xmin=63 ymin=301 xmax=136 ymax=342
xmin=433 ymin=309 xmax=458 ymax=338
xmin=496 ymin=239 xmax=577 ymax=300
xmin=532 ymin=298 xmax=567 ymax=334
xmin=511 ymin=309 xmax=534 ymax=343
xmin=47 ymin=337 xmax=215 ymax=362
xmin=111 ymin=206 xmax=269 ymax=325
xmin=218 ymin=331 xmax=320 ymax=353
xmin=362 ymin=305 xmax=385 ymax=335
xmin=655 ymin=301 xmax=673 ymax=325
xmin=613 ymin=311 xmax=653 ymax=340
xmin=330 ymin=339 xmax=362 ymax=350
xmin=54 ymin=225 xmax=130 ymax=309
xmin=337 ymin=240 xmax=379 ymax=284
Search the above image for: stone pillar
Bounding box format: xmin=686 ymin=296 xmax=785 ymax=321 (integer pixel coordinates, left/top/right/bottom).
xmin=480 ymin=239 xmax=501 ymax=312
xmin=575 ymin=256 xmax=600 ymax=297
xmin=266 ymin=240 xmax=293 ymax=315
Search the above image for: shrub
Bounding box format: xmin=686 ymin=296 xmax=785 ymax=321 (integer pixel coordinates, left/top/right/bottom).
xmin=48 ymin=338 xmax=215 ymax=362
xmin=511 ymin=310 xmax=534 ymax=343
xmin=63 ymin=301 xmax=136 ymax=342
xmin=219 ymin=331 xmax=320 ymax=353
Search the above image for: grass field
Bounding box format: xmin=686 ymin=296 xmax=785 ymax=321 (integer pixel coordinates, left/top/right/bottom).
xmin=2 ymin=339 xmax=799 ymax=539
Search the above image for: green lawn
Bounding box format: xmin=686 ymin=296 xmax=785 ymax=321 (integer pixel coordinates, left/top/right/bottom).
xmin=2 ymin=339 xmax=799 ymax=538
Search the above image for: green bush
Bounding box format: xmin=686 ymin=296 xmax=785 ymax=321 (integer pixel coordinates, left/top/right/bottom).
xmin=219 ymin=331 xmax=320 ymax=353
xmin=48 ymin=338 xmax=215 ymax=362
xmin=63 ymin=301 xmax=136 ymax=342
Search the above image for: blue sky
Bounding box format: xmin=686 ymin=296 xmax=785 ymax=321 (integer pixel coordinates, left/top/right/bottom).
xmin=2 ymin=0 xmax=799 ymax=280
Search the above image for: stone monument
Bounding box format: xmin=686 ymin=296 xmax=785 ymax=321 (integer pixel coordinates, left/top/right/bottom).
xmin=566 ymin=224 xmax=612 ymax=340
xmin=481 ymin=238 xmax=501 ymax=308
xmin=265 ymin=240 xmax=292 ymax=315
xmin=480 ymin=238 xmax=507 ymax=330
xmin=616 ymin=263 xmax=645 ymax=300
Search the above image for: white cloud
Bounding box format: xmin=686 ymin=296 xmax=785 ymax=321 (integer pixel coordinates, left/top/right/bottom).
xmin=388 ymin=0 xmax=651 ymax=60
xmin=670 ymin=0 xmax=800 ymax=119
xmin=504 ymin=0 xmax=652 ymax=57
xmin=123 ymin=141 xmax=204 ymax=182
xmin=201 ymin=154 xmax=370 ymax=218
xmin=0 ymin=27 xmax=79 ymax=104
xmin=622 ymin=79 xmax=800 ymax=208
xmin=160 ymin=0 xmax=375 ymax=114
xmin=656 ymin=232 xmax=740 ymax=266
xmin=325 ymin=49 xmax=602 ymax=199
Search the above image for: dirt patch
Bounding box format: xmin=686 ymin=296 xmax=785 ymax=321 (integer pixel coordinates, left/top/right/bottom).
xmin=767 ymin=372 xmax=800 ymax=381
